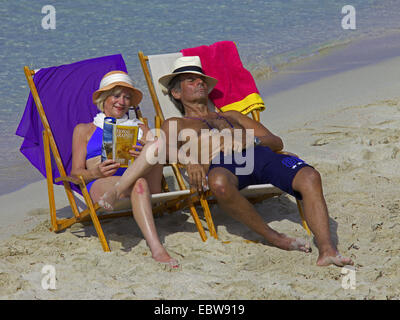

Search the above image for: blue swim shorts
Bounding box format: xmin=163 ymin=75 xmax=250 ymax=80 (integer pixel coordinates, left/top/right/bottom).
xmin=208 ymin=146 xmax=312 ymax=200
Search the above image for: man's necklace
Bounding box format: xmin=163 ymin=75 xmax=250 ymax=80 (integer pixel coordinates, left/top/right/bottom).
xmin=183 ymin=114 xmax=234 ymax=129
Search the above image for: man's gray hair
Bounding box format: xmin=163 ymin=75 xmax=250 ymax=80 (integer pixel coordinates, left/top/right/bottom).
xmin=167 ymin=75 xmax=185 ymax=115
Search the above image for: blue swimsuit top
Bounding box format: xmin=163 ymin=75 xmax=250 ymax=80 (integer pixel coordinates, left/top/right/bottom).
xmin=86 ymin=126 xmax=126 ymax=176
xmin=86 ymin=127 xmax=103 ymax=160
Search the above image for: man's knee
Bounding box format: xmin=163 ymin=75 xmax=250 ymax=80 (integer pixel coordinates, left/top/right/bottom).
xmin=293 ymin=167 xmax=322 ymax=194
xmin=208 ymin=168 xmax=237 ymax=198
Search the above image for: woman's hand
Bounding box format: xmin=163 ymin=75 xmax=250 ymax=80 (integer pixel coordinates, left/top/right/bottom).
xmin=129 ymin=123 xmax=157 ymax=159
xmin=97 ymin=159 xmax=120 ymax=178
xmin=129 ymin=139 xmax=145 ymax=158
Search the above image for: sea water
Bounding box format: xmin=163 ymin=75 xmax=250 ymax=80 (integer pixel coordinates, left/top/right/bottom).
xmin=1 ymin=0 xmax=400 ymax=195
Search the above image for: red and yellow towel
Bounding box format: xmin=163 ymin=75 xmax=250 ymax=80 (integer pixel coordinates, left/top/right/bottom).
xmin=181 ymin=41 xmax=265 ymax=114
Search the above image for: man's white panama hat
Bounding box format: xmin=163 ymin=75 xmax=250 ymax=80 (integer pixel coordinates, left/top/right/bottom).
xmin=158 ymin=56 xmax=218 ymax=94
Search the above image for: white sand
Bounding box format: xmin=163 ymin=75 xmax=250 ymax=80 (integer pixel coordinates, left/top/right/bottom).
xmin=1 ymin=56 xmax=399 ymax=300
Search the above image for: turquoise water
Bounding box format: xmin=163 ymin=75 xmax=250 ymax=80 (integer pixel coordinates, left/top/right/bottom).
xmin=2 ymin=0 xmax=400 ymax=195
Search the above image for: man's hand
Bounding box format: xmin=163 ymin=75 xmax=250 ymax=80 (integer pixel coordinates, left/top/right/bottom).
xmin=186 ymin=163 xmax=210 ymax=193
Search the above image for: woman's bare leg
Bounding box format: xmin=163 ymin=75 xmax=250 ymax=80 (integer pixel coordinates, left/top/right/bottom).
xmin=99 ymin=140 xmax=161 ymax=210
xmin=130 ymin=178 xmax=178 ymax=268
xmin=89 ymin=176 xmax=122 ymax=203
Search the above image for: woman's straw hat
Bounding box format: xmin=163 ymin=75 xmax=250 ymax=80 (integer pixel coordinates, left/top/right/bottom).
xmin=92 ymin=70 xmax=143 ymax=106
xmin=158 ymin=56 xmax=218 ymax=94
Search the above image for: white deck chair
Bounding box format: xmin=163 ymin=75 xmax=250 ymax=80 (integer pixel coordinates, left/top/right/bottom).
xmin=138 ymin=50 xmax=312 ymax=238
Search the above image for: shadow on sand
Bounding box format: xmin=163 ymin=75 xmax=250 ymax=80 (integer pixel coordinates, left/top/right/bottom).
xmin=53 ymin=193 xmax=339 ymax=252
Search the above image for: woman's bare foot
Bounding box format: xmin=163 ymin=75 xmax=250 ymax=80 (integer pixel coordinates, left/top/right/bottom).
xmin=98 ymin=183 xmax=120 ymax=211
xmin=158 ymin=258 xmax=180 ymax=269
xmin=317 ymin=252 xmax=354 ymax=267
xmin=152 ymin=250 xmax=179 ymax=269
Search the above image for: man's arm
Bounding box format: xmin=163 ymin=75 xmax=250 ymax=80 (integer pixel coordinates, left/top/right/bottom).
xmin=161 ymin=117 xmax=209 ymax=192
xmin=225 ymin=110 xmax=284 ymax=152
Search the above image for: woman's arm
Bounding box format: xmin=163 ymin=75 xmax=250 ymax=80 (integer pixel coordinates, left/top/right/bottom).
xmin=70 ymin=123 xmax=120 ymax=182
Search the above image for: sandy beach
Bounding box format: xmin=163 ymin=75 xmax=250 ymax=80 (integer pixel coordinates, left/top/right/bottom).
xmin=1 ymin=52 xmax=400 ymax=300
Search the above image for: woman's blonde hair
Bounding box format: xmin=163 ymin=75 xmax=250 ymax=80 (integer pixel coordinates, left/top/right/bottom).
xmin=94 ymin=86 xmax=125 ymax=112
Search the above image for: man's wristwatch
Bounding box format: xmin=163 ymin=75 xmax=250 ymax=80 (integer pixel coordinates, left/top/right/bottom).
xmin=254 ymin=137 xmax=262 ymax=146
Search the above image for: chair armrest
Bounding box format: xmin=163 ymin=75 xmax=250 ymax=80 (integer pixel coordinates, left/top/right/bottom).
xmin=55 ymin=175 xmax=84 ymax=186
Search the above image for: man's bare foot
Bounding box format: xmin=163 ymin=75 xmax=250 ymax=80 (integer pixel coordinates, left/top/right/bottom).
xmin=317 ymin=252 xmax=354 ymax=267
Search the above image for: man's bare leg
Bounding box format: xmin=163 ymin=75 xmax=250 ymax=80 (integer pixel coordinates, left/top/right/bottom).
xmin=292 ymin=167 xmax=354 ymax=267
xmin=208 ymin=167 xmax=311 ymax=252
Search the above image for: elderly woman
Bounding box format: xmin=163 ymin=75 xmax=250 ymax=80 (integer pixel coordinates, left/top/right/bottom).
xmin=71 ymin=70 xmax=178 ymax=268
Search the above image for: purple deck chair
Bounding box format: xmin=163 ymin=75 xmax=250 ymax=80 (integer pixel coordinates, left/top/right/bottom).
xmin=17 ymin=54 xmax=132 ymax=252
xmin=17 ymin=54 xmax=127 ymax=193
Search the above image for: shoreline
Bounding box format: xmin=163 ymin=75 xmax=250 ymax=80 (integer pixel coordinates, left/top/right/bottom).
xmin=258 ymin=53 xmax=400 ymax=140
xmin=256 ymin=30 xmax=400 ymax=97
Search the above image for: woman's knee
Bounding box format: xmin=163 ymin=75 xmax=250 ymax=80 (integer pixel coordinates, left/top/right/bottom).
xmin=89 ymin=176 xmax=119 ymax=202
xmin=132 ymin=177 xmax=149 ymax=195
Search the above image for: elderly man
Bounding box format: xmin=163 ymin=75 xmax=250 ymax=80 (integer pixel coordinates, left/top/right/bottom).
xmin=158 ymin=56 xmax=353 ymax=267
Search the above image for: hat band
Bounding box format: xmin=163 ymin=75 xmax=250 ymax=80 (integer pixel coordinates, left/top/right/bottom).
xmin=173 ymin=66 xmax=204 ymax=74
xmin=99 ymin=73 xmax=134 ymax=89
